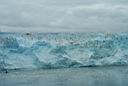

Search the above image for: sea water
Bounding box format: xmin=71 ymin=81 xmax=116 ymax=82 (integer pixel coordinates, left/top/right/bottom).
xmin=0 ymin=66 xmax=128 ymax=86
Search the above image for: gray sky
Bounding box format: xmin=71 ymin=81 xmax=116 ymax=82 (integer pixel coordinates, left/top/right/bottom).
xmin=0 ymin=0 xmax=128 ymax=32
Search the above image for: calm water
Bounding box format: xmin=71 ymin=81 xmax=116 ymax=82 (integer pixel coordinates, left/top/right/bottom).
xmin=0 ymin=66 xmax=128 ymax=86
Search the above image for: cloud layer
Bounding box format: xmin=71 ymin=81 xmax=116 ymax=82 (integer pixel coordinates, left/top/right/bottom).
xmin=0 ymin=0 xmax=128 ymax=32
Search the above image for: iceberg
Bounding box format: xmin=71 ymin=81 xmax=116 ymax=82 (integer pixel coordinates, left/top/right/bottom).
xmin=0 ymin=32 xmax=128 ymax=70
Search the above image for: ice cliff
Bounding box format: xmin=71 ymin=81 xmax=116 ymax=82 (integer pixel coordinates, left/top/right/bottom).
xmin=0 ymin=32 xmax=128 ymax=70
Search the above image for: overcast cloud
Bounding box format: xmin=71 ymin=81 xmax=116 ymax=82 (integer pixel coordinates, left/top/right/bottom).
xmin=0 ymin=0 xmax=128 ymax=32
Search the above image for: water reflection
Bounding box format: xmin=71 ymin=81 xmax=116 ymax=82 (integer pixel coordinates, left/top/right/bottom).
xmin=1 ymin=66 xmax=128 ymax=86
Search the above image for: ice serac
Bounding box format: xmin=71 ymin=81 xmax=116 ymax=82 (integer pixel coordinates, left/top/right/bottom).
xmin=0 ymin=32 xmax=128 ymax=70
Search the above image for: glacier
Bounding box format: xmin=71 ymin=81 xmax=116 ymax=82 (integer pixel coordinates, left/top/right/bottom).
xmin=0 ymin=32 xmax=128 ymax=70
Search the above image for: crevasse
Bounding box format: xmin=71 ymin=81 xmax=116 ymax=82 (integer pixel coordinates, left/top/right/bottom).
xmin=0 ymin=32 xmax=128 ymax=70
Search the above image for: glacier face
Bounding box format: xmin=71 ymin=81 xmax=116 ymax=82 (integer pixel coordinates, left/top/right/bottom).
xmin=0 ymin=32 xmax=128 ymax=70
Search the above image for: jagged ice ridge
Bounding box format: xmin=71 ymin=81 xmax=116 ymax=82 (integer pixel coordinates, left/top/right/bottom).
xmin=0 ymin=32 xmax=128 ymax=70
